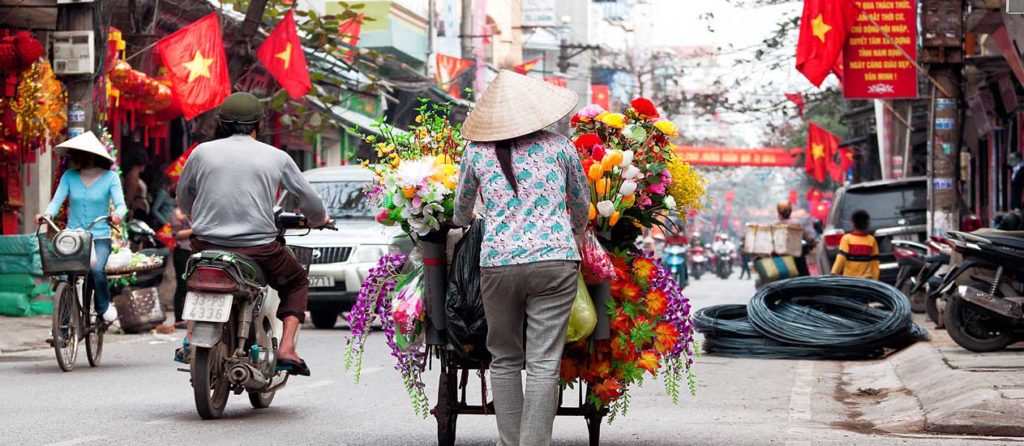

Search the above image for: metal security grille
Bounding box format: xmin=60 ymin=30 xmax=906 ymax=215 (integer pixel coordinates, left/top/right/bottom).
xmin=309 ymin=246 xmax=353 ymax=264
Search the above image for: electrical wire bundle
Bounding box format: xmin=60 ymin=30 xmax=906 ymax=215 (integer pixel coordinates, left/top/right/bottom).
xmin=695 ymin=276 xmax=929 ymax=359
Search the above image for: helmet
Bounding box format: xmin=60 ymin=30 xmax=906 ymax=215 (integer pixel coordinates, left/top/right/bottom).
xmin=217 ymin=92 xmax=265 ymax=124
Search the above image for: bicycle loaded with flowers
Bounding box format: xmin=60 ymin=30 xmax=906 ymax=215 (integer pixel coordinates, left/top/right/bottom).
xmin=344 ymin=98 xmax=708 ymax=421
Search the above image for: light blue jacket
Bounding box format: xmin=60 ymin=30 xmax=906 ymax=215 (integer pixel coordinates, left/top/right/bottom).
xmin=46 ymin=169 xmax=128 ymax=239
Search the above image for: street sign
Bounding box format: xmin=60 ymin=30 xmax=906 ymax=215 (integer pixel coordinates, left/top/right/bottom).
xmin=843 ymin=0 xmax=918 ymax=99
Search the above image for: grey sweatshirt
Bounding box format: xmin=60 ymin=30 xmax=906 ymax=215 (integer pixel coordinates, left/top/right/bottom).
xmin=177 ymin=135 xmax=327 ymax=247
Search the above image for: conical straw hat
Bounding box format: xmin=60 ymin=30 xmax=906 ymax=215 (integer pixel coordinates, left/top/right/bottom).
xmin=462 ymin=70 xmax=578 ymax=142
xmin=55 ymin=131 xmax=115 ymax=163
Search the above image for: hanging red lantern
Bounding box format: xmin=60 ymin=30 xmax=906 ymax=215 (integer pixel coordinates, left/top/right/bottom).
xmin=13 ymin=32 xmax=43 ymax=68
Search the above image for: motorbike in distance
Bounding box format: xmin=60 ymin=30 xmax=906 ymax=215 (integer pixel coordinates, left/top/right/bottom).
xmin=713 ymin=244 xmax=734 ymax=279
xmin=689 ymin=245 xmax=707 ymax=281
xmin=663 ymin=234 xmax=688 ymax=288
xmin=182 ymin=210 xmax=335 ymax=419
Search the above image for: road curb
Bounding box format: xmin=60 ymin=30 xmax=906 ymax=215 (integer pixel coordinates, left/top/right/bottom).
xmin=881 ymin=341 xmax=1024 ymax=437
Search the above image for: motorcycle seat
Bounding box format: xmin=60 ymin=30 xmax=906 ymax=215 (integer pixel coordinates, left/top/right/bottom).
xmin=199 ymin=250 xmax=267 ymax=286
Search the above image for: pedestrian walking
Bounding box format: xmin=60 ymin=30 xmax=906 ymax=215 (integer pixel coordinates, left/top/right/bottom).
xmin=453 ymin=70 xmax=590 ymax=446
xmin=739 ymin=251 xmax=752 ymax=279
xmin=169 ymin=205 xmax=191 ymax=329
xmin=830 ymin=209 xmax=880 ymax=280
xmin=37 ymin=131 xmax=128 ymax=323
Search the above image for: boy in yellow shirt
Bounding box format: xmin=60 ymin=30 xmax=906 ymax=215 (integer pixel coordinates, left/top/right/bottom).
xmin=831 ymin=209 xmax=880 ymax=280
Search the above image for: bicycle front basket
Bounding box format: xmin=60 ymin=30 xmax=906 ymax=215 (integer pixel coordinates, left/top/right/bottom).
xmin=38 ymin=229 xmax=93 ymax=275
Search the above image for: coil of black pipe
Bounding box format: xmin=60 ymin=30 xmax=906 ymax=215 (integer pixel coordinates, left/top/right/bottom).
xmin=695 ymin=277 xmax=928 ymax=360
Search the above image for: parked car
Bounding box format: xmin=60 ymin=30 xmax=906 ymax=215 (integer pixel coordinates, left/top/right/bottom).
xmin=816 ymin=177 xmax=927 ymax=284
xmin=282 ymin=166 xmax=407 ymax=329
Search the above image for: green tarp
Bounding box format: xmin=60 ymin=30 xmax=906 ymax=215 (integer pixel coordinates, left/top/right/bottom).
xmin=0 ymin=234 xmax=42 ymax=276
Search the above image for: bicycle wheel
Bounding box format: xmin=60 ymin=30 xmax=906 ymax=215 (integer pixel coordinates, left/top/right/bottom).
xmin=52 ymin=282 xmax=80 ymax=372
xmin=84 ymin=285 xmax=103 ymax=367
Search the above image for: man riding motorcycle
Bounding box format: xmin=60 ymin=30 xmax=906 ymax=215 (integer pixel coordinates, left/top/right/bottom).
xmin=176 ymin=92 xmax=329 ymax=376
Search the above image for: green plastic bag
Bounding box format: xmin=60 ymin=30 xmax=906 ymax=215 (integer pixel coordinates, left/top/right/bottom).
xmin=29 ymin=299 xmax=53 ymax=316
xmin=566 ymin=273 xmax=597 ymax=343
xmin=0 ymin=292 xmax=30 ymax=317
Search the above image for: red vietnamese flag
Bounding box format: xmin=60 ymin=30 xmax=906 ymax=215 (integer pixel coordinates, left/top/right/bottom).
xmin=839 ymin=147 xmax=854 ymax=171
xmin=156 ymin=13 xmax=231 ymax=120
xmin=513 ymin=58 xmax=540 ymax=74
xmin=338 ymin=13 xmax=363 ymax=63
xmin=806 ymin=123 xmax=840 ymax=182
xmin=544 ymin=77 xmax=567 ymax=88
xmin=795 ymin=0 xmax=859 ymax=87
xmin=785 ymin=92 xmax=806 ymax=117
xmin=591 ymin=85 xmax=610 ymax=109
xmin=434 ymin=53 xmax=473 ymax=90
xmin=257 ymin=11 xmax=312 ymax=99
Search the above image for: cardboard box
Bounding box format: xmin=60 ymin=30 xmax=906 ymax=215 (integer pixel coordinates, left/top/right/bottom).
xmin=743 ymin=224 xmax=804 ymax=257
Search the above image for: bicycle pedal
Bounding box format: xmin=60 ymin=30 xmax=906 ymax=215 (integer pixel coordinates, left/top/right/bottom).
xmin=176 ymin=367 xmax=189 ymax=373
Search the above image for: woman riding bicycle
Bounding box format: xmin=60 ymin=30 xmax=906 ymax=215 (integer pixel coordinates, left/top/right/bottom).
xmin=37 ymin=131 xmax=128 ymax=323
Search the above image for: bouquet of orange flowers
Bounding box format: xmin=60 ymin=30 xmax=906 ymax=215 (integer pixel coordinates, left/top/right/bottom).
xmin=561 ymin=250 xmax=697 ymax=419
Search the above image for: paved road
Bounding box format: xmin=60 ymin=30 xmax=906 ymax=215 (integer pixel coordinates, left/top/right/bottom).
xmin=2 ymin=275 xmax=1020 ymax=445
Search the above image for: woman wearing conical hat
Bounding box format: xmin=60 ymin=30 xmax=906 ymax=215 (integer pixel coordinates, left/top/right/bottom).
xmin=38 ymin=131 xmax=128 ymax=324
xmin=453 ymin=70 xmax=591 ymax=446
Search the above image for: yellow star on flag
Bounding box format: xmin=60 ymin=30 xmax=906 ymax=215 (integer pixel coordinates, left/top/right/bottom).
xmin=812 ymin=143 xmax=825 ymax=160
xmin=812 ymin=14 xmax=832 ymax=44
xmin=182 ymin=51 xmax=213 ymax=82
xmin=275 ymin=43 xmax=292 ymax=70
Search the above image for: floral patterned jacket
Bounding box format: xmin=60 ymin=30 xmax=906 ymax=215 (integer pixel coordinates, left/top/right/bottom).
xmin=454 ymin=131 xmax=591 ymax=267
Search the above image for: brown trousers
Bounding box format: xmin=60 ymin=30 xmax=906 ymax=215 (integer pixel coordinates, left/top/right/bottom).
xmin=190 ymin=238 xmax=309 ymax=323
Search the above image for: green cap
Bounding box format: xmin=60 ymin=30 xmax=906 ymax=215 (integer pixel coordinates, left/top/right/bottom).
xmin=217 ymin=92 xmax=265 ymax=124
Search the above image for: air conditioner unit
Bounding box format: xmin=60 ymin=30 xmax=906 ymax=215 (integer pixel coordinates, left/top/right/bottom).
xmin=52 ymin=31 xmax=94 ymax=75
xmin=1009 ymin=0 xmax=1024 ymax=14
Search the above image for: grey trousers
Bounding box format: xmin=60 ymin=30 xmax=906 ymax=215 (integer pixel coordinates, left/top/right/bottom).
xmin=481 ymin=260 xmax=578 ymax=446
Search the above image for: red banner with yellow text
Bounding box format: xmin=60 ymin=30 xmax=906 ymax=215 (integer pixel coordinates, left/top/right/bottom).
xmin=675 ymin=147 xmax=801 ymax=167
xmin=842 ymin=0 xmax=917 ymax=99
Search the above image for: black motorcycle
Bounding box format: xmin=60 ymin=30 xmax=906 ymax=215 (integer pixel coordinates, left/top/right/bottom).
xmin=936 ymin=229 xmax=1024 ymax=352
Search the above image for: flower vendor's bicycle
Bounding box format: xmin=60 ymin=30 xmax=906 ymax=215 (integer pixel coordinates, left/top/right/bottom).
xmin=432 ymin=348 xmax=608 ymax=446
xmin=419 ymin=238 xmax=608 ymax=446
xmin=37 ymin=215 xmax=111 ymax=372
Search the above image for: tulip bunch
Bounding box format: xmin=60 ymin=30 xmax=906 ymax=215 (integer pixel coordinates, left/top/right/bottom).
xmin=362 ymin=102 xmax=466 ymax=239
xmin=578 ymin=137 xmax=641 ymax=230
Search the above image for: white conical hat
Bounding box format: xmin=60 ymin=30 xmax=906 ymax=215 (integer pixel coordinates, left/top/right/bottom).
xmin=54 ymin=131 xmax=115 ymax=163
xmin=462 ymin=70 xmax=578 ymax=142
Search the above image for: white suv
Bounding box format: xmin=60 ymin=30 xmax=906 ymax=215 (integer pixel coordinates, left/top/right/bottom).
xmin=284 ymin=166 xmax=407 ymax=328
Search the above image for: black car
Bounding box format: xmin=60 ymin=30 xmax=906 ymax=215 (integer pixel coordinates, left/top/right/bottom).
xmin=816 ymin=177 xmax=927 ymax=284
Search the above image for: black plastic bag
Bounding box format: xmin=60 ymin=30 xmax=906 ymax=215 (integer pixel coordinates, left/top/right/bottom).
xmin=445 ymin=219 xmax=490 ymax=363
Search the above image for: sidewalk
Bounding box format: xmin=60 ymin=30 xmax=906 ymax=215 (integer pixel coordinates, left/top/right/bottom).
xmin=0 ymin=315 xmax=52 ymax=353
xmin=840 ymin=314 xmax=1024 ymax=437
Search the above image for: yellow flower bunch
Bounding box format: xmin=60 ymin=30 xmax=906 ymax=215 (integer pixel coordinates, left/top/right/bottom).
xmin=599 ymin=113 xmax=626 ymax=129
xmin=666 ymin=157 xmax=706 ymax=212
xmin=654 ymin=119 xmax=679 ymax=137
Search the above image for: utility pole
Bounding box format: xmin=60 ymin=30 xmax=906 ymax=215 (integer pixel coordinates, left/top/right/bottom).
xmin=32 ymin=0 xmax=101 ymax=231
xmin=460 ymin=0 xmax=473 ymax=59
xmin=921 ymin=0 xmax=965 ymax=235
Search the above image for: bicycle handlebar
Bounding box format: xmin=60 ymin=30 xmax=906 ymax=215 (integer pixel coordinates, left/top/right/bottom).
xmin=37 ymin=215 xmax=112 ymax=233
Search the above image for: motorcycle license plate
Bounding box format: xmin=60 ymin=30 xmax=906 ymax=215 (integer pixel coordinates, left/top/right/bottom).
xmin=309 ymin=276 xmax=335 ymax=288
xmin=183 ymin=292 xmax=233 ymax=323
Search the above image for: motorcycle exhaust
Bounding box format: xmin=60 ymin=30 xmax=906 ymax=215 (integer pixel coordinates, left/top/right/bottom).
xmin=228 ymin=362 xmax=269 ymax=389
xmin=957 ymin=286 xmax=1024 ymax=318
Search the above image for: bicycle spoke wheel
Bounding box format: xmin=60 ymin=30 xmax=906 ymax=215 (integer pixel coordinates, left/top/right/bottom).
xmin=52 ymin=282 xmax=79 ymax=372
xmin=84 ymin=287 xmax=103 ymax=367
